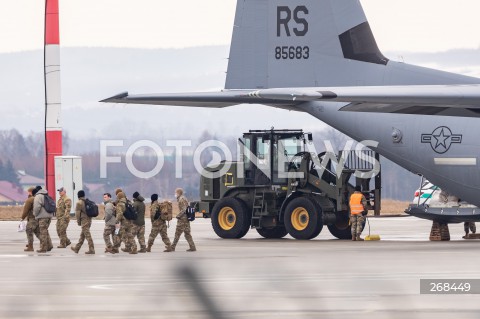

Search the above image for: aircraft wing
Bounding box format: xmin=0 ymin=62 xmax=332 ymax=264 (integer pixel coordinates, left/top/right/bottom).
xmin=102 ymin=85 xmax=480 ymax=116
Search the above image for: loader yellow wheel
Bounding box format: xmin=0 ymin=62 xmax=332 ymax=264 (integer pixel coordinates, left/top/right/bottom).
xmin=291 ymin=208 xmax=310 ymax=231
xmin=284 ymin=197 xmax=323 ymax=240
xmin=211 ymin=197 xmax=251 ymax=239
xmin=218 ymin=207 xmax=237 ymax=231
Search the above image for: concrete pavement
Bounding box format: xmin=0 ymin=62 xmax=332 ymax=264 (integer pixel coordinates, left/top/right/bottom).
xmin=0 ymin=217 xmax=479 ymax=318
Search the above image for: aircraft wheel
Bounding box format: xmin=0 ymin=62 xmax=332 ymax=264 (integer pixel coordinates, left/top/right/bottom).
xmin=284 ymin=197 xmax=323 ymax=240
xmin=256 ymin=226 xmax=288 ymax=239
xmin=211 ymin=197 xmax=250 ymax=239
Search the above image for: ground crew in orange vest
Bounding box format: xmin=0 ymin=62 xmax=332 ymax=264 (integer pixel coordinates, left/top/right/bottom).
xmin=349 ymin=186 xmax=367 ymax=241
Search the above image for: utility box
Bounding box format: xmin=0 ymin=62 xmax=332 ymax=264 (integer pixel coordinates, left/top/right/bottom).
xmin=54 ymin=156 xmax=83 ymax=216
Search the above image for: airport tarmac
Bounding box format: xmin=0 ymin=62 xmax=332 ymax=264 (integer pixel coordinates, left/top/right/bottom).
xmin=0 ymin=216 xmax=479 ymax=319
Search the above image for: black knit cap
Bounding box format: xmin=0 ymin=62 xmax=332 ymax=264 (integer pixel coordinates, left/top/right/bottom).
xmin=33 ymin=185 xmax=42 ymax=195
xmin=151 ymin=194 xmax=158 ymax=202
xmin=77 ymin=190 xmax=85 ymax=198
xmin=133 ymin=191 xmax=140 ymax=199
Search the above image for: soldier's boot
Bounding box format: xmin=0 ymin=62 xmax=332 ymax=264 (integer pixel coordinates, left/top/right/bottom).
xmin=352 ymin=236 xmax=356 ymax=241
xmin=171 ymin=238 xmax=179 ymax=252
xmin=36 ymin=247 xmax=47 ymax=253
xmin=164 ymin=245 xmax=173 ymax=252
xmin=121 ymin=247 xmax=130 ymax=253
xmin=66 ymin=239 xmax=72 ymax=247
xmin=57 ymin=242 xmax=66 ymax=248
xmin=24 ymin=244 xmax=34 ymax=252
xmin=112 ymin=248 xmax=119 ymax=254
xmin=186 ymin=245 xmax=196 ymax=252
xmin=85 ymin=250 xmax=95 ymax=255
xmin=356 ymin=236 xmax=364 ymax=241
xmin=71 ymin=246 xmax=79 ymax=254
xmin=105 ymin=246 xmax=114 ymax=254
xmin=138 ymin=246 xmax=147 ymax=253
xmin=129 ymin=249 xmax=138 ymax=255
xmin=146 ymin=244 xmax=152 ymax=252
xmin=47 ymin=244 xmax=53 ymax=251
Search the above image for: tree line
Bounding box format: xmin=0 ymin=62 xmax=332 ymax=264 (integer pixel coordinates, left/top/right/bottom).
xmin=0 ymin=128 xmax=419 ymax=202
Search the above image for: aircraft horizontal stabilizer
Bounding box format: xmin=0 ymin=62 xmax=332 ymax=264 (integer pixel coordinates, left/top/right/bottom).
xmin=100 ymin=91 xmax=297 ymax=108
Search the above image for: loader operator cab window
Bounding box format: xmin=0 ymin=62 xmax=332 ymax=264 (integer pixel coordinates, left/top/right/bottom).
xmin=254 ymin=137 xmax=271 ymax=185
xmin=273 ymin=136 xmax=302 ymax=184
xmin=242 ymin=135 xmax=271 ymax=185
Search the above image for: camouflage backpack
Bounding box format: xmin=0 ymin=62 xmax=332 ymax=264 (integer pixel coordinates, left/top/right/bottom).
xmin=159 ymin=201 xmax=173 ymax=221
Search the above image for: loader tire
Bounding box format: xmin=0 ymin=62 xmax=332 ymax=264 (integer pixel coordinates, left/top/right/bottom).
xmin=256 ymin=226 xmax=288 ymax=239
xmin=284 ymin=197 xmax=323 ymax=240
xmin=327 ymin=211 xmax=352 ymax=239
xmin=211 ymin=197 xmax=250 ymax=239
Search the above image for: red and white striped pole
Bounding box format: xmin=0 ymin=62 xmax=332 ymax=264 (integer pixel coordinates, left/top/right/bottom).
xmin=44 ymin=0 xmax=62 ymax=199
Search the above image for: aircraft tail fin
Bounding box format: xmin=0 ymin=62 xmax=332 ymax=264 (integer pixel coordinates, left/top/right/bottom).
xmin=225 ymin=0 xmax=480 ymax=90
xmin=225 ymin=0 xmax=389 ymax=89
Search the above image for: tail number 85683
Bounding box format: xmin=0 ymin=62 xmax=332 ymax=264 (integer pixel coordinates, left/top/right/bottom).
xmin=275 ymin=46 xmax=310 ymax=60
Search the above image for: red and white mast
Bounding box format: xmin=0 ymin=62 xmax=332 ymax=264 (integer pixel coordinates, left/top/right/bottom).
xmin=44 ymin=0 xmax=62 ymax=199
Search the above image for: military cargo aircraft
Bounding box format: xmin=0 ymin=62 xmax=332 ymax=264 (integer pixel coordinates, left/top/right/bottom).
xmin=103 ymin=0 xmax=480 ymax=223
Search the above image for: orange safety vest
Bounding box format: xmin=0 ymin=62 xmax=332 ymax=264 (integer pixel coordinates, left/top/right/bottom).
xmin=349 ymin=193 xmax=365 ymax=215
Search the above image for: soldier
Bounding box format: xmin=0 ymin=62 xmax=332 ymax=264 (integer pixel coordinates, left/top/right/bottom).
xmin=147 ymin=194 xmax=172 ymax=252
xmin=55 ymin=187 xmax=72 ymax=248
xmin=21 ymin=187 xmax=40 ymax=252
xmin=71 ymin=190 xmax=95 ymax=254
xmin=32 ymin=186 xmax=54 ymax=253
xmin=132 ymin=192 xmax=147 ymax=253
xmin=103 ymin=193 xmax=117 ymax=253
xmin=113 ymin=191 xmax=137 ymax=254
xmin=349 ymin=186 xmax=367 ymax=241
xmin=463 ymin=222 xmax=476 ymax=239
xmin=171 ymin=188 xmax=196 ymax=252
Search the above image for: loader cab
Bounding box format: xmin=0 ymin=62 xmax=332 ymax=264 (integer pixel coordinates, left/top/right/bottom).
xmin=240 ymin=129 xmax=309 ymax=186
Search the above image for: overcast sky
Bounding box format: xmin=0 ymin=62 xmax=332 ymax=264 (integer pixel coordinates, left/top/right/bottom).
xmin=1 ymin=0 xmax=480 ymax=53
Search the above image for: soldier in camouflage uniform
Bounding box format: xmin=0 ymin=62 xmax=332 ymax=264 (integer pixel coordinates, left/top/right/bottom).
xmin=113 ymin=191 xmax=137 ymax=254
xmin=33 ymin=187 xmax=54 ymax=253
xmin=132 ymin=192 xmax=147 ymax=253
xmin=21 ymin=187 xmax=40 ymax=252
xmin=71 ymin=190 xmax=95 ymax=254
xmin=55 ymin=187 xmax=72 ymax=248
xmin=147 ymin=194 xmax=172 ymax=252
xmin=171 ymin=188 xmax=196 ymax=252
xmin=103 ymin=193 xmax=117 ymax=253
